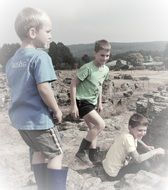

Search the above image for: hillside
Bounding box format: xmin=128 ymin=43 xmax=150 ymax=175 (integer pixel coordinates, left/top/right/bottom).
xmin=68 ymin=41 xmax=168 ymax=58
xmin=1 ymin=70 xmax=168 ymax=189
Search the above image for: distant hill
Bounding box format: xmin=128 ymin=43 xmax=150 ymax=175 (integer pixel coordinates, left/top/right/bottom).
xmin=68 ymin=41 xmax=168 ymax=58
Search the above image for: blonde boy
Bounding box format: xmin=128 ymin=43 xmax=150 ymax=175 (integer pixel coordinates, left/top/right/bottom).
xmin=6 ymin=7 xmax=67 ymax=190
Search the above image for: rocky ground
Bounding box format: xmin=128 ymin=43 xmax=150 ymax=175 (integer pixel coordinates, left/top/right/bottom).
xmin=1 ymin=70 xmax=168 ymax=190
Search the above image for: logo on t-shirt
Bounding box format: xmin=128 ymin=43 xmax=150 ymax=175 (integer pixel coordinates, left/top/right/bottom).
xmin=12 ymin=60 xmax=27 ymax=68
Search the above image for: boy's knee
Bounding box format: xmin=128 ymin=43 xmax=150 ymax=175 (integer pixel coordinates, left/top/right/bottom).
xmin=101 ymin=121 xmax=106 ymax=130
xmin=48 ymin=153 xmax=63 ymax=169
xmin=97 ymin=120 xmax=105 ymax=131
xmin=51 ymin=153 xmax=63 ymax=160
xmin=32 ymin=152 xmax=46 ymax=164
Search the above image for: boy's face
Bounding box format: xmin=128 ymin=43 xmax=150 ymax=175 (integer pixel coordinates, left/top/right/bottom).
xmin=34 ymin=18 xmax=52 ymax=49
xmin=94 ymin=49 xmax=110 ymax=66
xmin=129 ymin=125 xmax=147 ymax=140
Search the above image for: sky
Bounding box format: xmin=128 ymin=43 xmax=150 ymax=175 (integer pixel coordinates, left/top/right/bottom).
xmin=0 ymin=0 xmax=168 ymax=46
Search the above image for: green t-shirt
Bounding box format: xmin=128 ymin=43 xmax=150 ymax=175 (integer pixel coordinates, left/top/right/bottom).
xmin=76 ymin=61 xmax=109 ymax=105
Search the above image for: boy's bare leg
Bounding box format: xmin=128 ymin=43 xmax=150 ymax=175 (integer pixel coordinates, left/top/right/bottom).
xmin=85 ymin=120 xmax=98 ymax=149
xmin=83 ymin=110 xmax=105 ymax=142
xmin=32 ymin=152 xmax=66 ymax=190
xmin=32 ymin=152 xmax=46 ymax=164
xmin=47 ymin=154 xmax=63 ymax=169
xmin=75 ymin=110 xmax=105 ymax=164
xmin=32 ymin=151 xmax=63 ymax=169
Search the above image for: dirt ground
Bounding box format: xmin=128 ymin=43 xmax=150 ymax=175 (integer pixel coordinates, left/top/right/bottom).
xmin=0 ymin=69 xmax=168 ymax=190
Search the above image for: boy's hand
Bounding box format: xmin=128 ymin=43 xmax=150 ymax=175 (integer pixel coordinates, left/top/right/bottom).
xmin=97 ymin=104 xmax=103 ymax=113
xmin=155 ymin=148 xmax=165 ymax=155
xmin=146 ymin=145 xmax=155 ymax=151
xmin=70 ymin=105 xmax=79 ymax=119
xmin=53 ymin=109 xmax=62 ymax=124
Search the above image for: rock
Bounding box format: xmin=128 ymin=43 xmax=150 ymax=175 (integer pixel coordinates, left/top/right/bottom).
xmin=115 ymin=170 xmax=162 ymax=190
xmin=154 ymin=177 xmax=168 ymax=190
xmin=138 ymin=76 xmax=150 ymax=81
xmin=157 ymin=86 xmax=165 ymax=91
xmin=160 ymin=91 xmax=168 ymax=97
xmin=143 ymin=93 xmax=154 ymax=98
xmin=67 ymin=169 xmax=84 ymax=190
xmin=96 ymin=182 xmax=116 ymax=190
xmin=144 ymin=107 xmax=168 ymax=149
xmin=63 ymin=78 xmax=72 ymax=85
xmin=136 ymin=99 xmax=148 ymax=115
xmin=134 ymin=83 xmax=139 ymax=89
xmin=57 ymin=93 xmax=70 ymax=106
xmin=123 ymin=90 xmax=133 ymax=97
xmin=154 ymin=95 xmax=167 ymax=102
xmin=58 ymin=121 xmax=77 ymax=130
xmin=114 ymin=75 xmax=122 ymax=79
xmin=82 ymin=177 xmax=102 ymax=190
xmin=121 ymin=83 xmax=130 ymax=91
xmin=123 ymin=74 xmax=133 ymax=80
xmin=2 ymin=70 xmax=168 ymax=190
xmin=77 ymin=122 xmax=88 ymax=131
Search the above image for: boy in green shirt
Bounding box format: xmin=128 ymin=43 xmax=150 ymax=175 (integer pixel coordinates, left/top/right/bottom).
xmin=70 ymin=39 xmax=111 ymax=165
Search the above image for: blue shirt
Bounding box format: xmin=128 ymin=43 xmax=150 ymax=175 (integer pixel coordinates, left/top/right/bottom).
xmin=6 ymin=48 xmax=56 ymax=130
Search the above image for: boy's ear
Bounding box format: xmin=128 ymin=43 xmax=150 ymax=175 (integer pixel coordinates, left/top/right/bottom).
xmin=28 ymin=27 xmax=37 ymax=39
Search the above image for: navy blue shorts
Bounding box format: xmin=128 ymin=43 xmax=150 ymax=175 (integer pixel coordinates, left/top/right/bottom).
xmin=76 ymin=99 xmax=95 ymax=118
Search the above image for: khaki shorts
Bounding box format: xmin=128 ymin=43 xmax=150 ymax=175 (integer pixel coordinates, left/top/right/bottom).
xmin=19 ymin=126 xmax=63 ymax=159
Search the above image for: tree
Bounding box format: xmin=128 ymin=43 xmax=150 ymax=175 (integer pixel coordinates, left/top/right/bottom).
xmin=163 ymin=44 xmax=168 ymax=69
xmin=81 ymin=54 xmax=91 ymax=63
xmin=58 ymin=42 xmax=75 ymax=69
xmin=48 ymin=41 xmax=62 ymax=69
xmin=112 ymin=52 xmax=129 ymax=61
xmin=0 ymin=43 xmax=20 ymax=71
xmin=126 ymin=52 xmax=144 ymax=66
xmin=163 ymin=44 xmax=168 ymax=57
xmin=48 ymin=42 xmax=75 ymax=70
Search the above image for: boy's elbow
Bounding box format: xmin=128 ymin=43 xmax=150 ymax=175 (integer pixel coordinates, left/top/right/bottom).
xmin=132 ymin=157 xmax=142 ymax=163
xmin=37 ymin=83 xmax=51 ymax=95
xmin=131 ymin=151 xmax=143 ymax=163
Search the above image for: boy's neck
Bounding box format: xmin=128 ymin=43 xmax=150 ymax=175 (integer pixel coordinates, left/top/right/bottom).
xmin=21 ymin=40 xmax=36 ymax=49
xmin=93 ymin=60 xmax=104 ymax=68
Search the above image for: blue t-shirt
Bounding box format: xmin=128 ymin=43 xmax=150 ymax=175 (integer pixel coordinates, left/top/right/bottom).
xmin=6 ymin=48 xmax=56 ymax=130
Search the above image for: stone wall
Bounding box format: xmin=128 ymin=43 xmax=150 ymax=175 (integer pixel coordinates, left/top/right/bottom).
xmin=136 ymin=85 xmax=168 ymax=149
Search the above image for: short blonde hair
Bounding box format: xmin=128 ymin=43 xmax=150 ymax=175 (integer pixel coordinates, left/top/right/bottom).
xmin=94 ymin=39 xmax=111 ymax=53
xmin=15 ymin=7 xmax=50 ymax=41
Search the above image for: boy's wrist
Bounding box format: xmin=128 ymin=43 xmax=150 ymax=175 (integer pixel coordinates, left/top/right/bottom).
xmin=52 ymin=107 xmax=61 ymax=114
xmin=71 ymin=101 xmax=77 ymax=107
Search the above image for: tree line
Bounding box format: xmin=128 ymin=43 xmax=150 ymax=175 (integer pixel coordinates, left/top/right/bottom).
xmin=0 ymin=41 xmax=90 ymax=71
xmin=0 ymin=41 xmax=168 ymax=71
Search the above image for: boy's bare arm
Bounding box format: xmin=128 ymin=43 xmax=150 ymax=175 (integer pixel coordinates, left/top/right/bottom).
xmin=37 ymin=82 xmax=62 ymax=123
xmin=130 ymin=148 xmax=165 ymax=163
xmin=70 ymin=76 xmax=80 ymax=118
xmin=97 ymin=90 xmax=103 ymax=112
xmin=70 ymin=76 xmax=79 ymax=105
xmin=138 ymin=140 xmax=154 ymax=151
